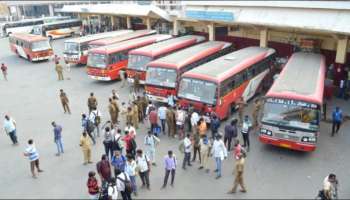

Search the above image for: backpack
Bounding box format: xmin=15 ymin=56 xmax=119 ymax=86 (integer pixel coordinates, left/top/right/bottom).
xmin=93 ymin=111 xmax=101 ymax=125
xmin=112 ymin=136 xmax=122 ymax=151
xmin=117 ymin=173 xmax=132 ymax=193
xmin=130 ymin=138 xmax=137 ymax=150
xmin=86 ymin=120 xmax=95 ymax=133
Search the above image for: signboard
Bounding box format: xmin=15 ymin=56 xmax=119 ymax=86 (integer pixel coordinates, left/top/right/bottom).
xmin=185 ymin=10 xmax=234 ymax=22
xmin=266 ymin=98 xmax=319 ymax=109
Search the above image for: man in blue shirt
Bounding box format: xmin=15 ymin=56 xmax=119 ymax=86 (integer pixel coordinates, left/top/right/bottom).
xmin=52 ymin=121 xmax=64 ymax=156
xmin=332 ymin=107 xmax=343 ymax=136
xmin=111 ymin=150 xmax=126 ymax=177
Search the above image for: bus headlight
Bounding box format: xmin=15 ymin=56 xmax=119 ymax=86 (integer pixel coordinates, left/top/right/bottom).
xmin=301 ymin=137 xmax=309 ymax=142
xmin=308 ymin=137 xmax=316 ymax=142
xmin=260 ymin=128 xmax=272 ymax=136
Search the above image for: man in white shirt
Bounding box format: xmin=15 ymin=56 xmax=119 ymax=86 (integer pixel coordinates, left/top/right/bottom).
xmin=211 ymin=134 xmax=227 ymax=179
xmin=323 ymin=174 xmax=338 ymax=200
xmin=158 ymin=105 xmax=167 ymax=135
xmin=176 ymin=107 xmax=186 ymax=139
xmin=115 ymin=168 xmax=132 ymax=200
xmin=191 ymin=111 xmax=199 ymax=134
xmin=124 ymin=123 xmax=136 ymax=138
xmin=182 ymin=134 xmax=192 ymax=170
xmin=3 ymin=115 xmax=18 ymax=145
xmin=89 ymin=108 xmax=102 ymax=138
xmin=136 ymin=149 xmax=151 ymax=190
xmin=144 ymin=131 xmax=160 ymax=166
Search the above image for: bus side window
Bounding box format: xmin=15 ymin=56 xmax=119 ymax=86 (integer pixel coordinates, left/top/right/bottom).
xmin=120 ymin=51 xmax=128 ymax=60
xmin=242 ymin=70 xmax=248 ymax=82
xmin=80 ymin=43 xmax=88 ymax=52
xmin=110 ymin=52 xmax=119 ymax=64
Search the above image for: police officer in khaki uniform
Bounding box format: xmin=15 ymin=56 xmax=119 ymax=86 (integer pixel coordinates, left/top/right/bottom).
xmin=166 ymin=106 xmax=176 ymax=137
xmin=55 ymin=62 xmax=64 ymax=81
xmin=133 ymin=72 xmax=140 ymax=93
xmin=141 ymin=93 xmax=149 ymax=119
xmin=108 ymin=98 xmax=117 ymax=125
xmin=252 ymin=98 xmax=262 ymax=129
xmin=59 ymin=89 xmax=71 ymax=114
xmin=126 ymin=107 xmax=133 ymax=125
xmin=87 ymin=92 xmax=97 ymax=114
xmin=236 ymin=97 xmax=247 ymax=124
xmin=228 ymin=154 xmax=247 ymax=193
xmin=111 ymin=96 xmax=120 ymax=123
xmin=132 ymin=102 xmax=139 ymax=129
xmin=136 ymin=96 xmax=144 ymax=122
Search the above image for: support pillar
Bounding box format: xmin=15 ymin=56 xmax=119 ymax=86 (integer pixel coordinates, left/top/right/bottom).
xmin=146 ymin=17 xmax=151 ymax=30
xmin=335 ymin=37 xmax=348 ymax=64
xmin=173 ymin=19 xmax=180 ymax=36
xmin=111 ymin=15 xmax=115 ymax=28
xmin=48 ymin=4 xmax=54 ymax=16
xmin=126 ymin=16 xmax=132 ymax=29
xmin=260 ymin=28 xmax=268 ymax=48
xmin=208 ymin=23 xmax=215 ymax=41
xmin=16 ymin=5 xmax=22 ymax=19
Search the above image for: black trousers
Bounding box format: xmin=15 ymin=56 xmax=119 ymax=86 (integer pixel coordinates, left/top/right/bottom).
xmin=160 ymin=119 xmax=166 ymax=134
xmin=192 ymin=146 xmax=201 ymax=162
xmin=224 ymin=136 xmax=232 ymax=151
xmin=103 ymin=141 xmax=113 ymax=159
xmin=163 ymin=169 xmax=175 ymax=186
xmin=182 ymin=152 xmax=191 ymax=168
xmin=121 ymin=190 xmax=132 ymax=200
xmin=139 ymin=170 xmax=150 ymax=187
xmin=242 ymin=133 xmax=250 ymax=149
xmin=332 ymin=121 xmax=341 ymax=136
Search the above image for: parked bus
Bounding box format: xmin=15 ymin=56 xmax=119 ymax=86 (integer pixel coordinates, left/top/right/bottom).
xmin=126 ymin=35 xmax=206 ymax=84
xmin=259 ymin=52 xmax=326 ymax=152
xmin=63 ymin=30 xmax=132 ymax=65
xmin=177 ymin=46 xmax=276 ymax=120
xmin=87 ymin=34 xmax=173 ymax=81
xmin=32 ymin=19 xmax=82 ymax=40
xmin=145 ymin=41 xmax=233 ymax=103
xmin=9 ymin=33 xmax=53 ymax=62
xmin=88 ymin=29 xmax=156 ymax=49
xmin=2 ymin=16 xmax=70 ymax=36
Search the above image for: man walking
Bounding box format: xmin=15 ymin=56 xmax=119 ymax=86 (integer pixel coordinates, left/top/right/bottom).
xmin=198 ymin=135 xmax=211 ymax=173
xmin=109 ymin=98 xmax=118 ymax=125
xmin=24 ymin=139 xmax=43 ymax=178
xmin=89 ymin=107 xmax=102 ymax=138
xmin=210 ymin=115 xmax=220 ymax=139
xmin=59 ymin=89 xmax=71 ymax=114
xmin=224 ymin=119 xmax=238 ymax=151
xmin=111 ymin=150 xmax=126 ymax=176
xmin=96 ymin=154 xmax=112 ymax=185
xmin=191 ymin=111 xmax=200 ymax=135
xmin=175 ymin=107 xmax=186 ymax=139
xmin=80 ymin=131 xmax=93 ymax=165
xmin=1 ymin=63 xmax=8 ymax=81
xmin=115 ymin=168 xmax=132 ymax=200
xmin=82 ymin=114 xmax=96 ymax=145
xmin=166 ymin=106 xmax=176 ymax=137
xmin=252 ymin=98 xmax=262 ymax=129
xmin=228 ymin=154 xmax=247 ymax=193
xmin=55 ymin=61 xmax=64 ymax=81
xmin=162 ymin=150 xmax=177 ymax=188
xmin=211 ymin=134 xmax=227 ymax=179
xmin=241 ymin=116 xmax=252 ymax=151
xmin=182 ymin=134 xmax=192 ymax=170
xmin=52 ymin=121 xmax=64 ymax=156
xmin=158 ymin=105 xmax=167 ymax=135
xmin=144 ymin=131 xmax=160 ymax=166
xmin=136 ymin=149 xmax=151 ymax=190
xmin=87 ymin=92 xmax=98 ymax=114
xmin=237 ymin=97 xmax=247 ymax=124
xmin=332 ymin=107 xmax=343 ymax=136
xmin=3 ymin=115 xmax=18 ymax=145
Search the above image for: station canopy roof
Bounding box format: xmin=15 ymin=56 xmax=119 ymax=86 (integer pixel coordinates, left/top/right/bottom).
xmin=182 ymin=1 xmax=350 ymax=35
xmin=58 ymin=3 xmax=172 ymax=21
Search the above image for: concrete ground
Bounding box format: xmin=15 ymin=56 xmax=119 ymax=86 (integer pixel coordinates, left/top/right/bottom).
xmin=0 ymin=37 xmax=349 ymax=199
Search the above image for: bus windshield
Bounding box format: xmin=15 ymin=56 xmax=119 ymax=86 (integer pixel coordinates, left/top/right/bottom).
xmin=64 ymin=42 xmax=79 ymax=54
xmin=178 ymin=78 xmax=217 ymax=105
xmin=146 ymin=67 xmax=177 ymax=88
xmin=31 ymin=40 xmax=51 ymax=51
xmin=261 ymin=98 xmax=320 ymax=131
xmin=128 ymin=54 xmax=152 ymax=71
xmin=87 ymin=53 xmax=107 ymax=68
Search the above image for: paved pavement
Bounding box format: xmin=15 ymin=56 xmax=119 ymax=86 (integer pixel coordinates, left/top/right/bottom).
xmin=0 ymin=37 xmax=349 ymax=199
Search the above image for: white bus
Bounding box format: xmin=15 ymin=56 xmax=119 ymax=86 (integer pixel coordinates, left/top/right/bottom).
xmin=32 ymin=19 xmax=82 ymax=40
xmin=1 ymin=16 xmax=70 ymax=37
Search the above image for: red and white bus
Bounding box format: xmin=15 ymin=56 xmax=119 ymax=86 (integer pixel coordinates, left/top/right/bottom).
xmin=126 ymin=35 xmax=206 ymax=84
xmin=63 ymin=30 xmax=132 ymax=65
xmin=86 ymin=34 xmax=173 ymax=81
xmin=177 ymin=46 xmax=276 ymax=120
xmin=259 ymin=52 xmax=326 ymax=152
xmin=88 ymin=29 xmax=156 ymax=49
xmin=145 ymin=41 xmax=233 ymax=103
xmin=9 ymin=33 xmax=53 ymax=62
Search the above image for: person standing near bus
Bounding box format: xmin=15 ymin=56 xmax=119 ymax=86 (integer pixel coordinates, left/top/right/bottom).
xmin=1 ymin=63 xmax=8 ymax=81
xmin=331 ymin=107 xmax=343 ymax=136
xmin=108 ymin=98 xmax=118 ymax=125
xmin=252 ymin=98 xmax=262 ymax=129
xmin=88 ymin=92 xmax=98 ymax=114
xmin=241 ymin=115 xmax=252 ymax=151
xmin=55 ymin=61 xmax=64 ymax=81
xmin=166 ymin=106 xmax=176 ymax=137
xmin=59 ymin=89 xmax=71 ymax=114
xmin=237 ymin=97 xmax=247 ymax=124
xmin=134 ymin=72 xmax=140 ymax=93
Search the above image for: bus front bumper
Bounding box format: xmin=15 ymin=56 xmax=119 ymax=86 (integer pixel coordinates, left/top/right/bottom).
xmin=89 ymin=75 xmax=111 ymax=81
xmin=32 ymin=55 xmax=53 ymax=61
xmin=147 ymin=94 xmax=168 ymax=103
xmin=259 ymin=135 xmax=316 ymax=152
